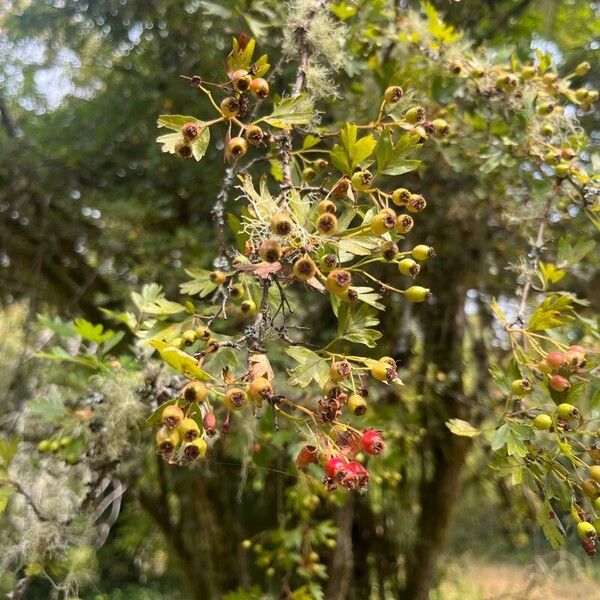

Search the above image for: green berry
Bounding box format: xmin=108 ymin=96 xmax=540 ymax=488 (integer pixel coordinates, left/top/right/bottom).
xmin=532 ymin=414 xmax=552 ymax=430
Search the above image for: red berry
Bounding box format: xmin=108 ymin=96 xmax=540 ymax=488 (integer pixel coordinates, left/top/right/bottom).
xmin=546 ymin=351 xmax=567 ymax=371
xmin=325 ymin=456 xmax=347 ymax=479
xmin=362 ymin=429 xmax=385 ymax=455
xmin=203 ymin=412 xmax=217 ymax=436
xmin=549 ymin=374 xmax=570 ymax=393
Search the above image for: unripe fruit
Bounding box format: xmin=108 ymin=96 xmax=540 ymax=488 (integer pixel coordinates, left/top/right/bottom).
xmin=156 ymin=426 xmax=180 ymax=454
xmin=544 ymin=151 xmax=560 ymax=166
xmin=332 ymin=178 xmax=350 ymax=198
xmin=210 ymin=270 xmax=227 ymax=285
xmin=325 ymin=456 xmax=347 ymax=479
xmin=380 ymin=356 xmax=396 ymax=367
xmin=542 ymin=72 xmax=557 ymax=85
xmin=554 ymin=162 xmax=570 ymax=178
xmin=411 ymin=244 xmax=435 ymax=261
xmin=37 ymin=440 xmax=51 ymax=453
xmin=396 ymin=214 xmax=414 ymax=234
xmin=182 ymin=329 xmax=197 ymax=346
xmin=249 ymin=77 xmax=269 ymax=98
xmin=172 ymin=337 xmax=184 ymax=349
xmin=240 ymin=299 xmax=257 ymax=315
xmin=316 ymin=213 xmax=338 ymax=235
xmin=340 ymin=288 xmax=359 ymax=303
xmin=540 ymin=123 xmax=554 ymax=137
xmin=406 ymin=194 xmax=426 ymax=213
xmin=183 ymin=437 xmax=208 ymax=461
xmin=348 ymin=394 xmax=368 ymax=415
xmin=398 ymin=258 xmax=420 ymax=278
xmin=575 ymin=61 xmax=591 ymax=76
xmin=302 ymin=167 xmax=316 ymax=181
xmin=245 ymin=125 xmax=264 ymax=146
xmin=587 ymin=90 xmax=599 ymax=103
xmin=520 ymin=65 xmax=536 ymax=80
xmin=49 ymin=440 xmax=60 ymax=452
xmin=184 ymin=381 xmax=207 ymax=403
xmin=511 ymin=379 xmax=532 ymax=396
xmin=362 ymin=429 xmax=385 ymax=455
xmin=384 ymin=85 xmax=404 ymax=103
xmin=537 ymin=102 xmax=555 ymax=116
xmin=549 ymin=374 xmax=570 ymax=393
xmin=546 ymin=351 xmax=567 ymax=371
xmin=556 ymin=403 xmax=578 ymax=420
xmin=565 ymin=348 xmax=586 ymax=371
xmin=412 ymin=126 xmax=428 ymax=144
xmin=162 ymin=404 xmax=184 ymax=429
xmin=175 ymin=141 xmax=192 ymax=158
xmin=330 ymin=360 xmax=351 ymax=382
xmin=582 ymin=479 xmax=600 ymax=499
xmin=249 ymin=377 xmax=273 ymax=400
xmin=220 ymin=96 xmax=240 ymax=118
xmin=317 ymin=199 xmax=336 ymax=214
xmin=405 ymin=286 xmax=431 ymax=302
xmin=431 ymin=119 xmax=449 ymax=136
xmin=293 ymin=256 xmax=317 ymax=281
xmin=370 ymin=208 xmax=397 ymax=235
xmin=314 ymin=158 xmax=328 ymax=171
xmin=230 ymin=283 xmax=245 ymax=300
xmin=242 ymin=539 xmax=252 ymax=549
xmin=181 ymin=122 xmax=201 ymax=140
xmin=404 ymin=106 xmax=424 ymax=124
xmin=270 ymin=212 xmax=294 ymax=236
xmin=532 ymin=414 xmax=552 ymax=430
xmin=224 ymin=387 xmax=248 ymax=411
xmin=381 ymin=240 xmax=399 ymax=261
xmin=179 ymin=418 xmax=201 ymax=441
xmin=326 ymin=269 xmax=352 ymax=294
xmin=589 ymin=466 xmax=600 ymax=484
xmin=391 ymin=188 xmax=411 ymax=206
xmin=319 ymin=254 xmax=338 ymax=273
xmin=230 ymin=69 xmax=252 ymax=92
xmin=259 ymin=239 xmax=282 ymax=263
xmin=228 ymin=137 xmax=248 ymax=158
xmin=203 ymin=412 xmax=217 ymax=436
xmin=577 ymin=521 xmax=597 ymax=540
xmin=371 ymin=361 xmax=396 ymax=382
xmin=351 ymin=170 xmax=373 ymax=191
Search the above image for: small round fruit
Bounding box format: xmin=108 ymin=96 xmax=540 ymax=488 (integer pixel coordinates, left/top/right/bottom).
xmin=330 ymin=360 xmax=351 ymax=382
xmin=316 ymin=212 xmax=338 ymax=235
xmin=319 ymin=254 xmax=338 ymax=273
xmin=398 ymin=258 xmax=420 ymax=278
xmin=259 ymin=239 xmax=282 ymax=263
xmin=549 ymin=374 xmax=570 ymax=393
xmin=182 ymin=329 xmax=197 ymax=346
xmin=404 ymin=106 xmax=425 ymax=124
xmin=230 ymin=69 xmax=252 ymax=92
xmin=220 ymin=96 xmax=240 ymax=118
xmin=575 ymin=61 xmax=591 ymax=76
xmin=556 ymin=403 xmax=578 ymax=420
xmin=384 ymin=85 xmax=404 ymax=103
xmin=325 ymin=456 xmax=347 ymax=479
xmin=241 ymin=299 xmax=257 ymax=315
xmin=270 ymin=212 xmax=294 ymax=236
xmin=546 ymin=351 xmax=567 ymax=371
xmin=511 ymin=379 xmax=533 ymax=396
xmin=156 ymin=426 xmax=180 ymax=454
xmin=411 ymin=244 xmax=435 ymax=261
xmin=407 ymin=194 xmax=426 ymax=213
xmin=293 ymin=256 xmax=317 ymax=281
xmin=175 ymin=141 xmax=193 ymax=158
xmin=228 ymin=137 xmax=248 ymax=158
xmin=183 ymin=437 xmax=208 ymax=461
xmin=317 ymin=199 xmax=336 ymax=214
xmin=49 ymin=440 xmax=61 ymax=453
xmin=302 ymin=167 xmax=316 ymax=181
xmin=162 ymin=404 xmax=184 ymax=429
xmin=391 ymin=188 xmax=411 ymax=206
xmin=225 ymin=387 xmax=248 ymax=411
xmin=371 ymin=361 xmax=395 ymax=382
xmin=396 ymin=214 xmax=414 ymax=234
xmin=540 ymin=123 xmax=555 ymax=137
xmin=245 ymin=125 xmax=264 ymax=146
xmin=582 ymin=479 xmax=600 ymax=499
xmin=210 ymin=271 xmax=227 ymax=285
xmin=412 ymin=126 xmax=428 ymax=144
xmin=249 ymin=377 xmax=273 ymax=400
xmin=314 ymin=158 xmax=328 ymax=172
xmin=589 ymin=466 xmax=600 ymax=484
xmin=348 ymin=394 xmax=368 ymax=415
xmin=431 ymin=119 xmax=449 ymax=136
xmin=184 ymin=381 xmax=207 ymax=403
xmin=351 ymin=170 xmax=373 ymax=191
xmin=172 ymin=337 xmax=184 ymax=349
xmin=577 ymin=521 xmax=597 ymax=540
xmin=181 ymin=122 xmax=201 ymax=140
xmin=362 ymin=429 xmax=385 ymax=455
xmin=554 ymin=162 xmax=570 ymax=178
xmin=532 ymin=414 xmax=552 ymax=430
xmin=37 ymin=440 xmax=51 ymax=453
xmin=230 ymin=284 xmax=245 ymax=300
xmin=380 ymin=356 xmax=396 ymax=368
xmin=381 ymin=240 xmax=399 ymax=261
xmin=249 ymin=77 xmax=269 ymax=98
xmin=179 ymin=418 xmax=201 ymax=442
xmin=326 ymin=269 xmax=352 ymax=294
xmin=404 ymin=286 xmax=431 ymax=302
xmin=370 ymin=208 xmax=397 ymax=235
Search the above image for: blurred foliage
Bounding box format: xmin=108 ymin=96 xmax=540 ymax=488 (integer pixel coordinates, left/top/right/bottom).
xmin=0 ymin=1 xmax=599 ymax=599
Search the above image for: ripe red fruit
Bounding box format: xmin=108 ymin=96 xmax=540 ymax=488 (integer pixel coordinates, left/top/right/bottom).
xmin=325 ymin=456 xmax=347 ymax=479
xmin=203 ymin=412 xmax=217 ymax=436
xmin=549 ymin=374 xmax=570 ymax=393
xmin=342 ymin=461 xmax=370 ymax=491
xmin=546 ymin=351 xmax=567 ymax=371
xmin=362 ymin=429 xmax=385 ymax=455
xmin=249 ymin=77 xmax=269 ymax=98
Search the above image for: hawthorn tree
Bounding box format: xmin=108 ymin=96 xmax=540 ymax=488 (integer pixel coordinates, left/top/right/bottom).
xmin=0 ymin=2 xmax=598 ymax=599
